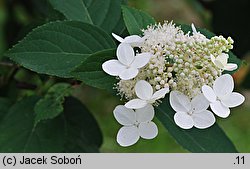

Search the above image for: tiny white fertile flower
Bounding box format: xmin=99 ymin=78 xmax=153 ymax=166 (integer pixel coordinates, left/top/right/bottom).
xmin=114 ymin=104 xmax=158 ymax=147
xmin=202 ymin=74 xmax=245 ymax=118
xmin=170 ymin=91 xmax=215 ymax=129
xmin=102 ymin=43 xmax=151 ymax=80
xmin=112 ymin=33 xmax=145 ymax=47
xmin=125 ymin=80 xmax=169 ymax=109
xmin=210 ymin=53 xmax=237 ymax=71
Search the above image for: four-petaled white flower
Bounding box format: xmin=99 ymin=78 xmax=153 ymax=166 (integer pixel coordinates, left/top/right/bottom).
xmin=114 ymin=104 xmax=158 ymax=147
xmin=170 ymin=91 xmax=215 ymax=129
xmin=112 ymin=33 xmax=145 ymax=47
xmin=211 ymin=53 xmax=237 ymax=71
xmin=102 ymin=43 xmax=152 ymax=80
xmin=202 ymin=74 xmax=245 ymax=118
xmin=125 ymin=80 xmax=169 ymax=109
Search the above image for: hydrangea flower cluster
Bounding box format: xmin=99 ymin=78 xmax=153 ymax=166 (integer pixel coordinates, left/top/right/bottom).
xmin=102 ymin=22 xmax=245 ymax=147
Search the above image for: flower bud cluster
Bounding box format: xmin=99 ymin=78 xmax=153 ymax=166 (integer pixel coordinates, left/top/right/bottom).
xmin=116 ymin=21 xmax=234 ymax=99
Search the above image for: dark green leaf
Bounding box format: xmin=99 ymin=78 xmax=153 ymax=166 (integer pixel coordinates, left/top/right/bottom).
xmin=49 ymin=0 xmax=93 ymax=24
xmin=178 ymin=23 xmax=242 ymax=74
xmin=113 ymin=14 xmax=127 ymax=35
xmin=34 ymin=83 xmax=71 ymax=125
xmin=0 ymin=96 xmax=66 ymax=152
xmin=122 ymin=5 xmax=155 ymax=35
xmin=49 ymin=0 xmax=125 ymax=33
xmin=64 ymin=97 xmax=103 ymax=152
xmin=0 ymin=97 xmax=12 ymax=120
xmin=71 ymin=49 xmax=117 ymax=92
xmin=156 ymin=97 xmax=238 ymax=153
xmin=5 ymin=21 xmax=116 ymax=78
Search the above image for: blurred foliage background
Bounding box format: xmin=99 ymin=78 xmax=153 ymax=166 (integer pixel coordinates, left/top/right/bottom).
xmin=0 ymin=0 xmax=249 ymax=152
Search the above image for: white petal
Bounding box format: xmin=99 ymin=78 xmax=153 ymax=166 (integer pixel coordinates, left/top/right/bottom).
xmin=151 ymin=88 xmax=169 ymax=100
xmin=139 ymin=122 xmax=158 ymax=139
xmin=102 ymin=60 xmax=126 ymax=76
xmin=221 ymin=92 xmax=245 ymax=108
xmin=112 ymin=33 xmax=124 ymax=43
xmin=117 ymin=126 xmax=139 ymax=147
xmin=130 ymin=53 xmax=152 ymax=69
xmin=169 ymin=91 xmax=191 ymax=112
xmin=125 ymin=99 xmax=148 ymax=109
xmin=117 ymin=43 xmax=135 ymax=66
xmin=216 ymin=53 xmax=228 ymax=67
xmin=191 ymin=23 xmax=197 ymax=34
xmin=119 ymin=67 xmax=138 ymax=80
xmin=224 ymin=63 xmax=238 ymax=71
xmin=135 ymin=104 xmax=154 ymax=123
xmin=113 ymin=105 xmax=136 ymax=125
xmin=124 ymin=35 xmax=144 ymax=46
xmin=202 ymin=85 xmax=216 ymax=103
xmin=210 ymin=101 xmax=230 ymax=118
xmin=210 ymin=54 xmax=216 ymax=63
xmin=214 ymin=59 xmax=225 ymax=69
xmin=192 ymin=110 xmax=216 ymax=129
xmin=191 ymin=94 xmax=209 ymax=111
xmin=174 ymin=112 xmax=194 ymax=129
xmin=135 ymin=80 xmax=153 ymax=100
xmin=213 ymin=74 xmax=234 ymax=98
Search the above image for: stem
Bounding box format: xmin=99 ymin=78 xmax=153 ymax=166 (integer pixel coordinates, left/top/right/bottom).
xmin=0 ymin=61 xmax=17 ymax=67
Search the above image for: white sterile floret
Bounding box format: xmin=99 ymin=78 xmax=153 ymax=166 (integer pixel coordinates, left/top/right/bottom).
xmin=112 ymin=33 xmax=145 ymax=47
xmin=210 ymin=53 xmax=238 ymax=71
xmin=202 ymin=74 xmax=245 ymax=118
xmin=125 ymin=80 xmax=169 ymax=109
xmin=102 ymin=43 xmax=152 ymax=80
xmin=113 ymin=104 xmax=158 ymax=147
xmin=170 ymin=91 xmax=215 ymax=129
xmin=191 ymin=23 xmax=198 ymax=34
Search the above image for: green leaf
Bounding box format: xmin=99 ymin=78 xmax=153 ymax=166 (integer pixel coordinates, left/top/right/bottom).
xmin=178 ymin=23 xmax=242 ymax=73
xmin=34 ymin=83 xmax=71 ymax=125
xmin=0 ymin=96 xmax=66 ymax=152
xmin=63 ymin=97 xmax=103 ymax=152
xmin=71 ymin=49 xmax=117 ymax=92
xmin=0 ymin=97 xmax=12 ymax=120
xmin=5 ymin=21 xmax=116 ymax=78
xmin=156 ymin=97 xmax=238 ymax=153
xmin=49 ymin=0 xmax=125 ymax=33
xmin=122 ymin=5 xmax=156 ymax=35
xmin=49 ymin=0 xmax=93 ymax=24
